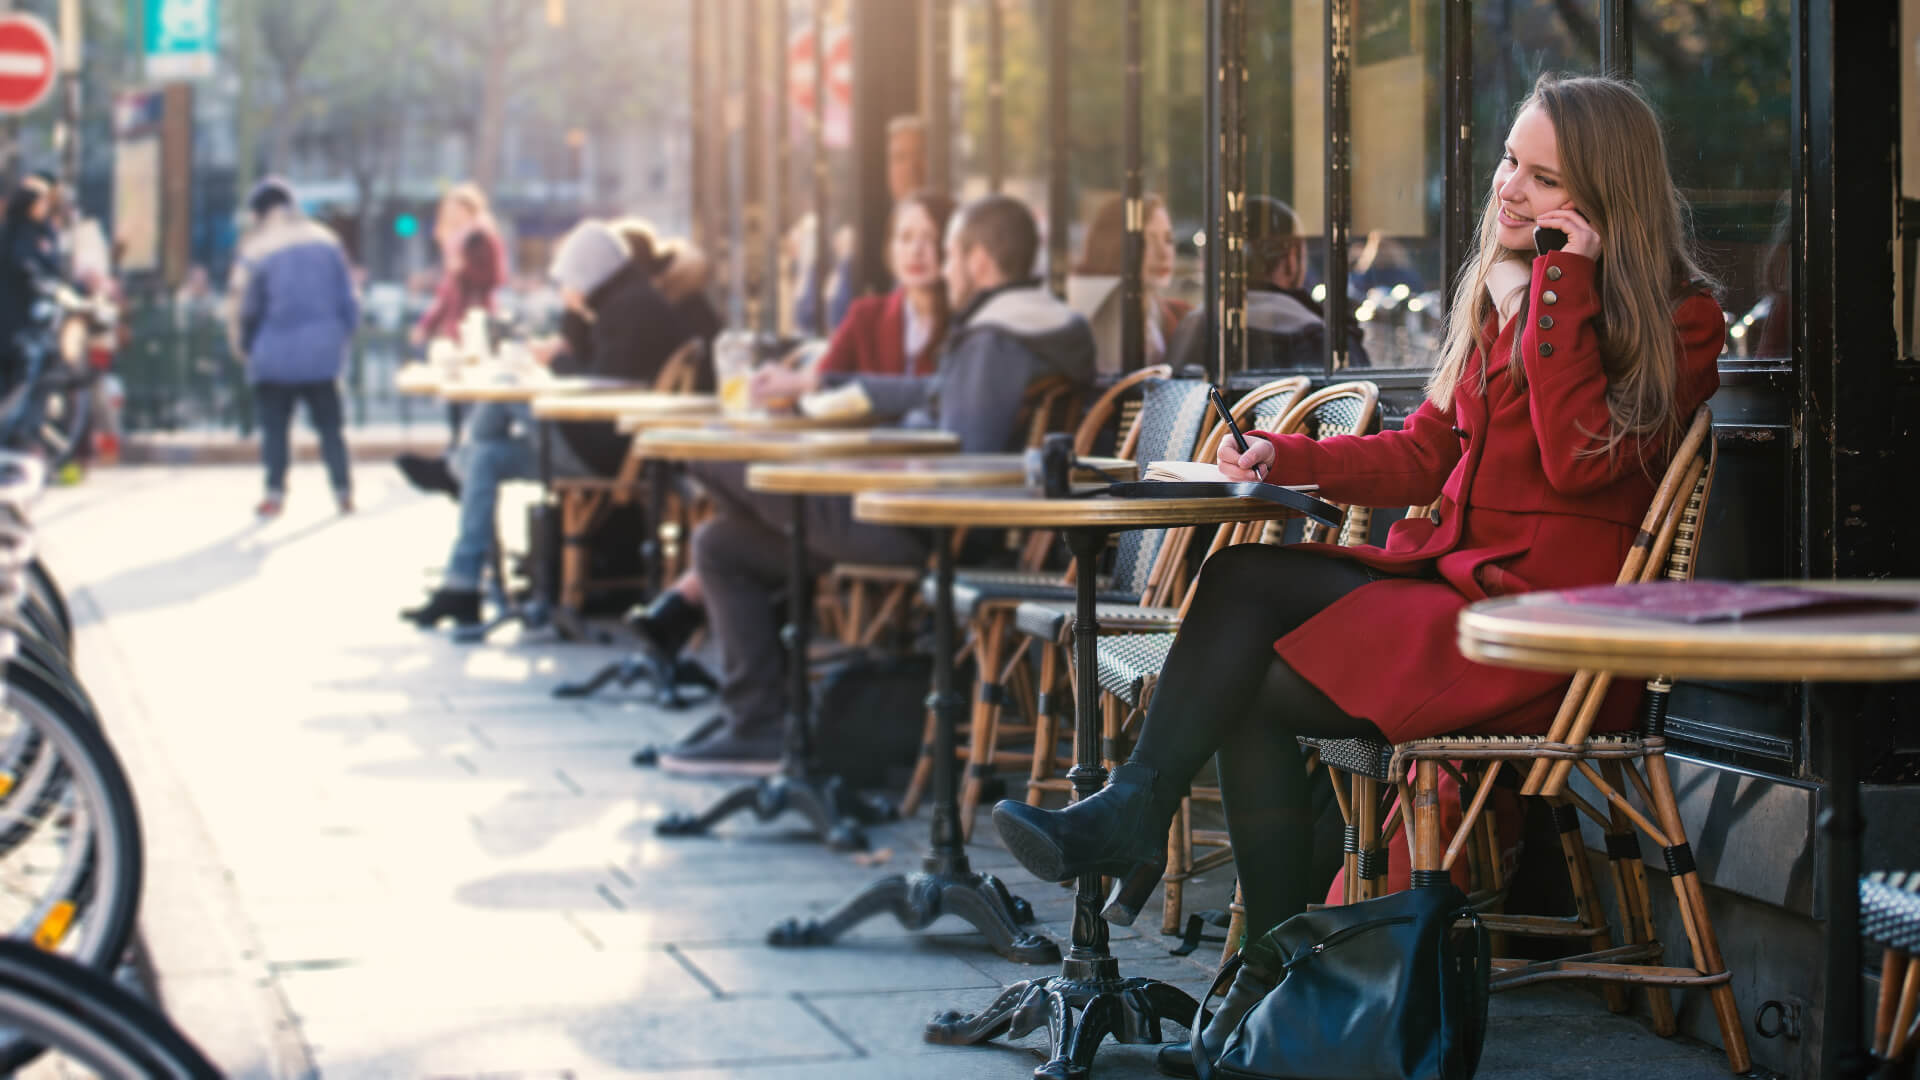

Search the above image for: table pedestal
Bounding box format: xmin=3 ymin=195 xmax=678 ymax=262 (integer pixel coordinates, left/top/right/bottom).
xmin=925 ymin=528 xmax=1204 ymax=1079
xmin=768 ymin=529 xmax=1059 ymax=963
xmin=655 ymin=494 xmax=894 ymax=851
xmin=556 ymin=460 xmax=719 ymax=707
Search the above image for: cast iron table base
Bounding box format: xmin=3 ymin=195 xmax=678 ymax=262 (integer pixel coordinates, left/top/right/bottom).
xmin=923 ymin=528 xmax=1205 ymax=1079
xmin=555 ymin=460 xmax=714 ymax=703
xmin=653 ymin=492 xmax=892 ymax=851
xmin=554 ymin=652 xmax=718 ymax=705
xmin=768 ymin=529 xmax=1059 ymax=963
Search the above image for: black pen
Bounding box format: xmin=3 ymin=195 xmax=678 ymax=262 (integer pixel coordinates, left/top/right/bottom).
xmin=1208 ymin=384 xmax=1267 ymax=483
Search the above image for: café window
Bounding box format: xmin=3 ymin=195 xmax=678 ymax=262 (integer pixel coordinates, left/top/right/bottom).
xmin=1347 ymin=0 xmax=1446 ymax=371
xmin=1064 ymin=0 xmax=1208 ymax=372
xmin=1635 ymin=0 xmax=1793 ymax=363
xmin=1243 ymin=0 xmax=1329 ymax=374
xmin=1902 ymin=0 xmax=1919 ymax=360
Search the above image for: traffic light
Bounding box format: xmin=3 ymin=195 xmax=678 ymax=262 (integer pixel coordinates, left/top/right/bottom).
xmin=394 ymin=213 xmax=420 ymax=239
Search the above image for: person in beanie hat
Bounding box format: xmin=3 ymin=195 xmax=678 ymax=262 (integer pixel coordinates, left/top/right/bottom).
xmin=228 ymin=176 xmax=358 ymax=517
xmin=402 ymin=218 xmax=709 ymax=630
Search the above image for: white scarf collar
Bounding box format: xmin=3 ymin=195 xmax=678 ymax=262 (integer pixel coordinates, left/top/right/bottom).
xmin=1486 ymin=259 xmax=1531 ymax=326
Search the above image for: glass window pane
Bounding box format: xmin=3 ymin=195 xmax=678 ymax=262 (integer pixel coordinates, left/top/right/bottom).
xmin=1143 ymin=0 xmax=1208 ymax=319
xmin=1635 ymin=1 xmax=1792 ymax=362
xmin=1242 ymin=0 xmax=1330 ymax=374
xmin=1472 ymin=1 xmax=1599 ymax=186
xmin=1347 ymin=0 xmax=1447 ymax=370
xmin=1061 ymin=0 xmax=1207 ymax=372
xmin=1901 ymin=0 xmax=1918 ymax=359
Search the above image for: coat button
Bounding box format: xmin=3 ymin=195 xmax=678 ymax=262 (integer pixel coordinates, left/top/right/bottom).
xmin=1546 ymin=265 xmax=1563 ymax=281
xmin=1542 ymin=290 xmax=1558 ymax=305
xmin=1539 ymin=342 xmax=1555 ymax=358
xmin=1538 ymin=315 xmax=1554 ymax=330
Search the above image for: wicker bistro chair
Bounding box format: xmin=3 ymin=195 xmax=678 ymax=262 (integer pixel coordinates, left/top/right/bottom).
xmin=815 ymin=373 xmax=1082 ymax=651
xmin=1056 ymin=383 xmax=1383 ymax=934
xmin=550 ymin=338 xmax=709 ymax=621
xmin=1864 ymin=872 xmax=1920 ymax=1064
xmin=885 ymin=365 xmax=1173 ymax=815
xmin=1014 ymin=377 xmax=1316 ymax=802
xmin=1295 ymin=407 xmax=1753 ymax=1075
xmin=908 ymin=376 xmax=1216 ymax=837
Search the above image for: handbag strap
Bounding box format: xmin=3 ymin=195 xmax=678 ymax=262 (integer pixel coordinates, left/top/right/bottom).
xmin=1190 ymin=953 xmax=1244 ymax=1080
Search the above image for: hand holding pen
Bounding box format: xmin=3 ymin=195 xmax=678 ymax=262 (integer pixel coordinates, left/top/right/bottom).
xmin=1209 ymin=385 xmax=1274 ymax=483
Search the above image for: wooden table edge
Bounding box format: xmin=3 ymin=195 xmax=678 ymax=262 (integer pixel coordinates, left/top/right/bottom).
xmin=747 ymin=457 xmax=1137 ymax=496
xmin=852 ymin=491 xmax=1320 ymax=529
xmin=1457 ymin=637 xmax=1920 ymax=682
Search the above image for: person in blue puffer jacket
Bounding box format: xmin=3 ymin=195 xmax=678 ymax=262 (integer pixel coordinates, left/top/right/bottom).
xmin=227 ymin=177 xmax=359 ymax=518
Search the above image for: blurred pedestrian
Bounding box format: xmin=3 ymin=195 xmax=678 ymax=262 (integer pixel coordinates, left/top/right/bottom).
xmin=0 ymin=176 xmax=66 ymax=395
xmin=410 ymin=183 xmax=506 ymax=349
xmin=227 ymin=177 xmax=358 ymax=518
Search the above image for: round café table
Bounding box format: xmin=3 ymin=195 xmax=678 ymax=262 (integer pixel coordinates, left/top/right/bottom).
xmin=394 ymin=364 xmax=442 ymax=397
xmin=1457 ymin=580 xmax=1920 ymax=1080
xmin=854 ymin=482 xmax=1344 ymax=1080
xmin=618 ymin=408 xmax=873 ymax=435
xmin=436 ymin=373 xmax=643 ymax=404
xmin=644 ymin=428 xmax=962 ymax=853
xmin=529 ymin=390 xmax=717 ymax=424
xmin=748 ymin=455 xmax=1135 ymax=966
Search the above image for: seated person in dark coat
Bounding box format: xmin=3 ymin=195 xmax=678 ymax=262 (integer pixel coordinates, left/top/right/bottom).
xmin=1166 ymin=195 xmax=1370 ymax=371
xmin=401 ymin=220 xmax=716 ymax=630
xmin=658 ymin=194 xmax=1096 ymax=777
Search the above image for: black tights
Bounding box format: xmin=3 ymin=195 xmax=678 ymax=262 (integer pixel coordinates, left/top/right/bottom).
xmin=1127 ymin=544 xmax=1388 ymax=941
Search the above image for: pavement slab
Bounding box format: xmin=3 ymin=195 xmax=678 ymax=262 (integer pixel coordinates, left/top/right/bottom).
xmin=41 ymin=464 xmax=1735 ymax=1078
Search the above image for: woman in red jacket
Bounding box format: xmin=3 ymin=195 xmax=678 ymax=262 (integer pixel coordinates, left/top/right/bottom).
xmin=994 ymin=74 xmax=1725 ymax=1071
xmin=623 ymin=191 xmax=959 ymax=725
xmin=751 ymin=190 xmax=958 ymax=408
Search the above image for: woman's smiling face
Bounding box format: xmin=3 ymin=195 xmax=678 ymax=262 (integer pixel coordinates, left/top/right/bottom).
xmin=1492 ymin=105 xmax=1577 ymax=251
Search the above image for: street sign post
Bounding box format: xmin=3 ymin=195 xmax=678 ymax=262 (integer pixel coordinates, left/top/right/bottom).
xmin=144 ymin=0 xmax=218 ymax=81
xmin=0 ymin=14 xmax=58 ymax=117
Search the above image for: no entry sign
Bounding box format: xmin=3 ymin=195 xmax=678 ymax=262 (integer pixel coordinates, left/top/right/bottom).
xmin=0 ymin=15 xmax=57 ymax=116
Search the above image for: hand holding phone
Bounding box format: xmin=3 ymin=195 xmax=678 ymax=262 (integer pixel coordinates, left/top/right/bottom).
xmin=1533 ymin=207 xmax=1601 ymax=260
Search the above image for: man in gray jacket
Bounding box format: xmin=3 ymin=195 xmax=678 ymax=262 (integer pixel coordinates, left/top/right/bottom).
xmin=228 ymin=178 xmax=359 ymax=517
xmin=661 ymin=194 xmax=1094 ymax=777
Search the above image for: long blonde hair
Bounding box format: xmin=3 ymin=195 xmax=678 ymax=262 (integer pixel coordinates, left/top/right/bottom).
xmin=1428 ymin=74 xmax=1715 ymax=459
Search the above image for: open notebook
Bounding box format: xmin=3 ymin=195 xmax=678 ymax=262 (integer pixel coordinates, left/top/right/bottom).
xmin=1144 ymin=460 xmax=1318 ymax=492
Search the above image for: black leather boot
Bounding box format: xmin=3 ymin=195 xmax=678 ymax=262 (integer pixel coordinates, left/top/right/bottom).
xmin=991 ymin=761 xmax=1181 ymax=926
xmin=395 ymin=453 xmax=461 ymax=499
xmin=1155 ymin=956 xmax=1278 ymax=1077
xmin=401 ymin=588 xmax=481 ymax=629
xmin=626 ymin=590 xmax=704 ymax=660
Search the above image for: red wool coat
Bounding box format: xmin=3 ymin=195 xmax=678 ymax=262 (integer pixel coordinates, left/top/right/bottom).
xmin=817 ymin=289 xmax=941 ymax=378
xmin=1249 ymin=251 xmax=1725 ymax=743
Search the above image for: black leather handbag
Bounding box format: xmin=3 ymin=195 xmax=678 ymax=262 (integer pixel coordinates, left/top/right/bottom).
xmin=1192 ymin=884 xmax=1490 ymax=1080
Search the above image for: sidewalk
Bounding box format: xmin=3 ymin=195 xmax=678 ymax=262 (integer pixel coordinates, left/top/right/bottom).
xmin=41 ymin=464 xmax=1731 ymax=1079
xmin=121 ymin=422 xmax=449 ymax=466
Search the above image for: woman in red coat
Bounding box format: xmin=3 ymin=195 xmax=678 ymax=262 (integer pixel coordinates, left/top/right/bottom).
xmin=813 ymin=190 xmax=957 ymax=378
xmin=752 ymin=191 xmax=959 ymax=408
xmin=994 ymin=74 xmax=1724 ymax=1071
xmin=620 ymin=192 xmax=959 ymax=726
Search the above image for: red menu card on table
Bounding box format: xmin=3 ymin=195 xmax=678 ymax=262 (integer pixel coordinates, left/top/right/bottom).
xmin=1549 ymin=581 xmax=1920 ymax=624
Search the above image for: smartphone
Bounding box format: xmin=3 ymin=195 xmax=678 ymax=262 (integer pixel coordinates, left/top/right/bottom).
xmin=1533 ymin=225 xmax=1568 ymax=257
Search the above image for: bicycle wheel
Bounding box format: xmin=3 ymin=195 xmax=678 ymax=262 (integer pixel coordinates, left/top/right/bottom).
xmin=0 ymin=941 xmax=220 ymax=1078
xmin=22 ymin=558 xmax=70 ymax=658
xmin=0 ymin=654 xmax=142 ymax=1072
xmin=26 ymin=371 xmax=89 ymax=471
